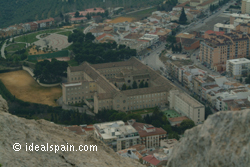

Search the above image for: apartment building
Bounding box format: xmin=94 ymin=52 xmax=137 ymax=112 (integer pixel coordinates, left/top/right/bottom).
xmin=241 ymin=0 xmax=250 ymax=14
xmin=199 ymin=30 xmax=250 ymax=72
xmin=226 ymin=58 xmax=250 ymax=78
xmin=62 ymin=57 xmax=176 ymax=113
xmin=94 ymin=121 xmax=140 ymax=151
xmin=193 ymin=75 xmax=216 ymax=97
xmin=127 ymin=119 xmax=167 ymax=149
xmin=169 ymin=89 xmax=205 ymax=124
xmin=166 ymin=60 xmax=193 ymax=81
xmin=235 ymin=23 xmax=250 ymax=34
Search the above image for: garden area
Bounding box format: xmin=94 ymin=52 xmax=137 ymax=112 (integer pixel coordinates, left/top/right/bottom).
xmin=163 ymin=109 xmax=181 ymax=118
xmin=5 ymin=43 xmax=26 ymax=52
xmin=130 ymin=107 xmax=155 ymax=115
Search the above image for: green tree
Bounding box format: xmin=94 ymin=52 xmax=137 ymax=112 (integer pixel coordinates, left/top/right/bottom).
xmin=180 ymin=119 xmax=195 ymax=133
xmin=86 ymin=13 xmax=91 ymax=20
xmin=127 ymin=86 xmax=132 ymax=90
xmin=104 ymin=10 xmax=109 ymax=17
xmin=75 ymin=11 xmax=80 ymax=17
xmin=122 ymin=83 xmax=127 ymax=90
xmin=145 ymin=81 xmax=149 ymax=87
xmin=139 ymin=80 xmax=144 ymax=88
xmin=132 ymin=81 xmax=138 ymax=89
xmin=50 ymin=114 xmax=54 ymax=121
xmin=239 ymin=77 xmax=243 ymax=83
xmin=179 ymin=43 xmax=182 ymax=52
xmin=205 ymin=107 xmax=213 ymax=119
xmin=85 ymin=32 xmax=95 ymax=41
xmin=166 ymin=35 xmax=176 ymax=43
xmin=114 ymin=83 xmax=117 ymax=87
xmin=168 ymin=132 xmax=180 ymax=140
xmin=179 ymin=7 xmax=187 ymax=24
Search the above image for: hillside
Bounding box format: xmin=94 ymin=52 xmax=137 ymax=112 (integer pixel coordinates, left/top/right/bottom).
xmin=0 ymin=0 xmax=162 ymax=28
xmin=167 ymin=110 xmax=250 ymax=167
xmin=0 ymin=95 xmax=144 ymax=167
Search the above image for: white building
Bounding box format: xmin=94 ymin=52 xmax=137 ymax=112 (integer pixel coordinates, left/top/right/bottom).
xmin=94 ymin=121 xmax=140 ymax=151
xmin=169 ymin=89 xmax=205 ymax=124
xmin=214 ymin=23 xmax=235 ymax=33
xmin=139 ymin=34 xmax=159 ymax=45
xmin=113 ymin=22 xmax=130 ymax=32
xmin=226 ymin=58 xmax=250 ymax=78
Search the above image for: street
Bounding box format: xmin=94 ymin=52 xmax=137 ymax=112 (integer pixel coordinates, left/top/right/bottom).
xmin=141 ymin=42 xmax=166 ymax=70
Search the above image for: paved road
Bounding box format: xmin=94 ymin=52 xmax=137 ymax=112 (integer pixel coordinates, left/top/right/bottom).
xmin=141 ymin=43 xmax=166 ymax=70
xmin=179 ymin=1 xmax=235 ymax=34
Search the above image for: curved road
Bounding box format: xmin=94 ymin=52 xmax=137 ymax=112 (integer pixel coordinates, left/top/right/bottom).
xmin=141 ymin=43 xmax=166 ymax=70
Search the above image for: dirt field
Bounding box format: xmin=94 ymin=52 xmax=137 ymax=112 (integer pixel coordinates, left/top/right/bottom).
xmin=109 ymin=17 xmax=134 ymax=23
xmin=0 ymin=70 xmax=62 ymax=106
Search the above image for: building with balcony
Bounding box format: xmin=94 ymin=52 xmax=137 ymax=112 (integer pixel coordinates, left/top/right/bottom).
xmin=169 ymin=89 xmax=205 ymax=124
xmin=127 ymin=119 xmax=167 ymax=149
xmin=226 ymin=58 xmax=250 ymax=79
xmin=94 ymin=121 xmax=140 ymax=151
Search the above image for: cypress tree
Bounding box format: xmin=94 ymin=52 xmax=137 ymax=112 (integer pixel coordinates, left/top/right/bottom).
xmin=179 ymin=7 xmax=187 ymax=24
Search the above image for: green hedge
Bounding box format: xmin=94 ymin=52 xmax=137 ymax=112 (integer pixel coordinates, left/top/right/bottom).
xmin=28 ymin=50 xmax=69 ymax=61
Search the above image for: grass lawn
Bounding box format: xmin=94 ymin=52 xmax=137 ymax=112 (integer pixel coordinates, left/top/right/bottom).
xmin=125 ymin=7 xmax=157 ymax=20
xmin=62 ymin=44 xmax=72 ymax=51
xmin=15 ymin=29 xmax=62 ymax=43
xmin=5 ymin=43 xmax=26 ymax=52
xmin=57 ymin=31 xmax=72 ymax=37
xmin=130 ymin=107 xmax=155 ymax=115
xmin=67 ymin=59 xmax=79 ymax=66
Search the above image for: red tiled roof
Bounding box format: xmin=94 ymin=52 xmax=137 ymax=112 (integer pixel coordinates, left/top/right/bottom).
xmin=65 ymin=125 xmax=85 ymax=135
xmin=168 ymin=116 xmax=189 ymax=122
xmin=96 ymin=33 xmax=113 ymax=40
xmin=205 ymin=30 xmax=224 ymax=35
xmin=130 ymin=122 xmax=166 ymax=137
xmin=142 ymin=155 xmax=161 ymax=166
xmin=70 ymin=17 xmax=87 ymax=21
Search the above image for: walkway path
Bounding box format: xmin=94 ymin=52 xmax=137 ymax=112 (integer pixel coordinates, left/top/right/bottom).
xmin=1 ymin=41 xmax=6 ymax=59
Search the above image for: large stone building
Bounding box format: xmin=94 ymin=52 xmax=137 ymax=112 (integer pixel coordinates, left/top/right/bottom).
xmin=199 ymin=30 xmax=250 ymax=72
xmin=62 ymin=57 xmax=176 ymax=113
xmin=169 ymin=89 xmax=205 ymax=124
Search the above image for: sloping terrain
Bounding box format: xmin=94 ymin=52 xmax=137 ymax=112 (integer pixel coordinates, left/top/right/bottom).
xmin=0 ymin=0 xmax=162 ymax=28
xmin=167 ymin=110 xmax=250 ymax=167
xmin=0 ymin=95 xmax=144 ymax=167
